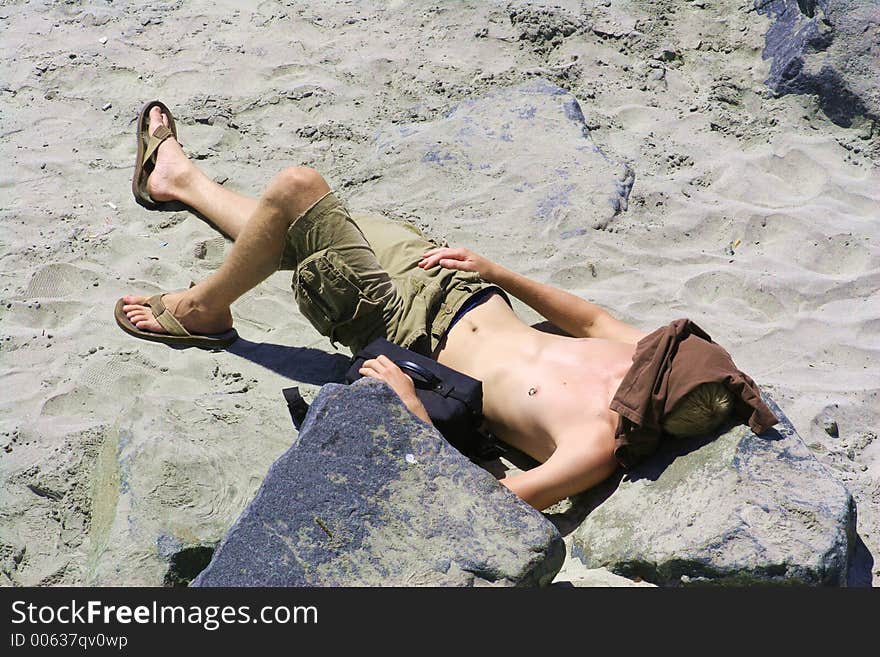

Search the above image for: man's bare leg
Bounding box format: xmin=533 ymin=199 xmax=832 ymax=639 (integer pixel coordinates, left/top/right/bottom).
xmin=141 ymin=106 xmax=257 ymax=239
xmin=122 ymin=107 xmax=330 ymax=336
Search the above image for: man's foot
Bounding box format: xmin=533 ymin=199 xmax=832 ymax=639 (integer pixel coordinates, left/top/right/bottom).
xmin=144 ymin=106 xmax=197 ymax=204
xmin=121 ymin=288 xmax=233 ymax=336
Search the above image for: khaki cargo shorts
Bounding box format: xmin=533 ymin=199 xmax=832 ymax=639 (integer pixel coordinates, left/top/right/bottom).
xmin=279 ymin=191 xmax=502 ymax=355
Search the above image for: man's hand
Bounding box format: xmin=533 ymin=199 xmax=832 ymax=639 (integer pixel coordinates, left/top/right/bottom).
xmin=359 ymin=355 xmax=432 ymax=424
xmin=422 ymin=245 xmax=645 ymax=344
xmin=418 ymin=246 xmax=497 ymax=282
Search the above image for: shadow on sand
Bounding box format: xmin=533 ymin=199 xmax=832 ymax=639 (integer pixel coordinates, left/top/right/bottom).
xmin=226 ymin=337 xmax=350 ymax=386
xmin=847 ymin=532 xmax=875 ymax=587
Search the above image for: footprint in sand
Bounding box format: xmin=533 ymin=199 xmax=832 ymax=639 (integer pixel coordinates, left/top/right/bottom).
xmin=792 ymin=234 xmax=873 ymax=278
xmin=2 ymin=300 xmax=81 ymax=331
xmin=25 ymin=263 xmax=98 ymax=299
xmin=192 ymin=236 xmax=228 ymax=267
xmin=43 ymin=352 xmax=161 ymax=418
xmin=78 ymin=353 xmax=154 ymax=393
xmin=682 ymin=269 xmax=787 ymax=321
xmin=712 ymin=147 xmax=831 ymax=208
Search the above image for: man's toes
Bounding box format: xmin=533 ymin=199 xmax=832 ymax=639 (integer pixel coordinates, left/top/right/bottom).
xmin=126 ymin=310 xmax=148 ymax=324
xmin=128 ymin=312 xmax=162 ymax=332
xmin=123 ymin=305 xmax=154 ymax=324
xmin=148 ymin=106 xmax=168 ymax=136
xmin=135 ymin=318 xmax=162 ymax=332
xmin=119 ymin=295 xmax=166 ymax=334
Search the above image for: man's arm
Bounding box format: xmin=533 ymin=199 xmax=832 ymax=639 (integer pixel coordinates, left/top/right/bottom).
xmin=499 ymin=428 xmax=619 ymax=511
xmin=484 ymin=261 xmax=646 ymax=344
xmin=419 ymin=247 xmax=645 ymax=344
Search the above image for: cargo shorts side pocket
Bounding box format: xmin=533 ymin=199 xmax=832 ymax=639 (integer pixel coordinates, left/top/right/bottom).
xmin=293 ymin=248 xmax=382 ymax=342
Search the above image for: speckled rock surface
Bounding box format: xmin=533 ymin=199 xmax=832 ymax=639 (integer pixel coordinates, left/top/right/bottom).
xmin=572 ymin=397 xmax=856 ymax=586
xmin=193 ymin=378 xmax=565 ymax=587
xmin=758 ymin=0 xmax=880 ymax=128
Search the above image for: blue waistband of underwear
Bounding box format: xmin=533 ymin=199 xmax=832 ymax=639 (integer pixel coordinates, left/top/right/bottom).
xmin=446 ymin=286 xmax=504 ymax=333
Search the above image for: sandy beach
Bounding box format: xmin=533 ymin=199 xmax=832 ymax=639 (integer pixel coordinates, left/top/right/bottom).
xmin=1 ymin=0 xmax=878 ymax=586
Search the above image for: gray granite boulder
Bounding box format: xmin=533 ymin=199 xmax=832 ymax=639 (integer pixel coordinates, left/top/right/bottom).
xmin=357 ymin=78 xmax=634 ymax=237
xmin=192 ymin=378 xmax=565 ymax=586
xmin=571 ymin=397 xmax=855 ymax=586
xmin=758 ymin=0 xmax=880 ymax=128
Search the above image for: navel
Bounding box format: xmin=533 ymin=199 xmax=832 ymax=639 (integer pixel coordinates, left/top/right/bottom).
xmin=528 ymin=386 xmax=538 ymax=397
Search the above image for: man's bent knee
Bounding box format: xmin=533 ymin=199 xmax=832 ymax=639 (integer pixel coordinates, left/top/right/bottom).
xmin=264 ymin=166 xmax=331 ymax=217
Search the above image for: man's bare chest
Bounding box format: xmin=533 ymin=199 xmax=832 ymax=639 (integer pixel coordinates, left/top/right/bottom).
xmin=482 ymin=349 xmax=628 ymax=460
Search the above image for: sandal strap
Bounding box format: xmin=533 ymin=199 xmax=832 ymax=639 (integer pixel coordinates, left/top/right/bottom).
xmin=145 ymin=294 xmax=190 ymax=337
xmin=142 ymin=124 xmax=174 ymax=164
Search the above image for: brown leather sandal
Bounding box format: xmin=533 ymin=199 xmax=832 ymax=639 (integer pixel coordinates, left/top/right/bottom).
xmin=114 ymin=295 xmax=238 ymax=349
xmin=131 ymin=100 xmax=179 ymax=210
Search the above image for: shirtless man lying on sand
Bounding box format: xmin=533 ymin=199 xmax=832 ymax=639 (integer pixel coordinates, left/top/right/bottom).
xmin=116 ymin=101 xmax=777 ymax=511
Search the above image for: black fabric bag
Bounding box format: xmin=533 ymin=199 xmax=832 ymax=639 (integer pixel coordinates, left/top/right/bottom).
xmin=282 ymin=338 xmax=502 ymax=461
xmin=345 ymin=338 xmax=502 ymax=460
